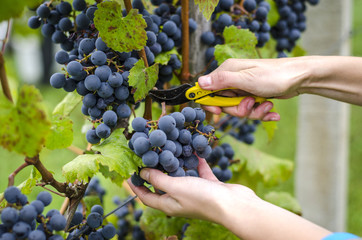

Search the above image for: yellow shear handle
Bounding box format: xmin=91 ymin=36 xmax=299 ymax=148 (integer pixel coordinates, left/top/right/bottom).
xmin=185 ymin=82 xmax=266 ymax=107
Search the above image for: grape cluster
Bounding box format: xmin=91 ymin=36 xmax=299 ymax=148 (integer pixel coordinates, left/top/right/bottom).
xmin=206 ymin=143 xmax=235 ymax=182
xmin=219 ymin=115 xmax=261 ymax=144
xmin=112 ymin=197 xmax=145 ymax=240
xmin=130 ymin=107 xmax=215 ymax=186
xmin=0 ymin=187 xmax=67 ymax=240
xmin=67 ymin=204 xmax=116 ymax=240
xmin=271 ymin=0 xmax=320 ymax=57
xmin=201 ymin=0 xmax=271 ymax=74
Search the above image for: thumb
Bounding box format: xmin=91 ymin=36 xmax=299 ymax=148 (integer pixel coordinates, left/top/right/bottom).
xmin=198 ymin=71 xmax=245 ymax=91
xmin=140 ymin=168 xmax=175 ymax=192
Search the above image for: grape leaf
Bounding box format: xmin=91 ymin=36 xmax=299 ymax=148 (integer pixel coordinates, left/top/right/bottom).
xmin=264 ymin=191 xmax=302 ymax=215
xmin=220 ymin=135 xmax=293 ymax=188
xmin=154 ymin=49 xmax=180 ymax=65
xmin=94 ymin=2 xmax=147 ymax=52
xmin=0 ymin=0 xmax=42 ymax=22
xmin=45 ymin=115 xmax=73 ymax=150
xmin=261 ymin=120 xmax=278 ymax=141
xmin=194 ymin=0 xmax=219 ymax=21
xmin=183 ymin=220 xmax=238 ymax=240
xmin=52 ymin=92 xmax=82 ymax=116
xmin=140 ymin=208 xmax=188 ymax=239
xmin=62 ymin=154 xmax=101 ymax=183
xmin=0 ymin=85 xmax=51 ymax=157
xmin=266 ymin=0 xmax=280 ymax=26
xmin=214 ymin=26 xmax=258 ymax=65
xmin=128 ymin=59 xmax=159 ymax=102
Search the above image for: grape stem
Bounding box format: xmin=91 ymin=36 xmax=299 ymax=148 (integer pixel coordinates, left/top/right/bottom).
xmin=8 ymin=162 xmax=30 ymax=187
xmin=67 ymin=145 xmax=84 ymax=155
xmin=36 ymin=183 xmax=67 ymax=197
xmin=0 ymin=52 xmax=13 ymax=103
xmin=60 ymin=197 xmax=70 ymax=215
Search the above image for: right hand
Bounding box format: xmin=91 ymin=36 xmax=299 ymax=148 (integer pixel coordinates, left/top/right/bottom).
xmin=198 ymin=57 xmax=308 ymax=121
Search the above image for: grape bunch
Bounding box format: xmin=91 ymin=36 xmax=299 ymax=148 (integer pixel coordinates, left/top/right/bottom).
xmin=271 ymin=0 xmax=319 ymax=57
xmin=0 ymin=187 xmax=67 ymax=240
xmin=130 ymin=107 xmax=215 ymax=186
xmin=112 ymin=196 xmax=145 ymax=240
xmin=219 ymin=115 xmax=261 ymax=144
xmin=201 ymin=0 xmax=271 ymax=74
xmin=206 ymin=143 xmax=235 ymax=182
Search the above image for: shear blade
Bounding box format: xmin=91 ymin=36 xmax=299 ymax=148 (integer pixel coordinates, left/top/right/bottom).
xmin=149 ymin=84 xmax=192 ymax=105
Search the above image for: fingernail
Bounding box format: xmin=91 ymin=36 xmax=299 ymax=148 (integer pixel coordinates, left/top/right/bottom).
xmin=199 ymin=76 xmax=212 ymax=87
xmin=140 ymin=169 xmax=150 ymax=181
xmin=270 ymin=117 xmax=279 ymax=121
xmin=247 ymin=98 xmax=255 ymax=111
xmin=263 ymin=103 xmax=273 ymax=113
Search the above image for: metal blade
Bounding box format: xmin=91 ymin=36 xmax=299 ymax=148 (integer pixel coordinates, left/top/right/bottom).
xmin=149 ymin=84 xmax=192 ymax=105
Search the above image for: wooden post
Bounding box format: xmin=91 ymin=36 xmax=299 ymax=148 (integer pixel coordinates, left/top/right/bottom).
xmin=296 ymin=0 xmax=352 ymax=231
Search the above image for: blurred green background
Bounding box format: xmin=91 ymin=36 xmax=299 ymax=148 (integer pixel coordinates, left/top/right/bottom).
xmin=1 ymin=0 xmax=362 ymax=236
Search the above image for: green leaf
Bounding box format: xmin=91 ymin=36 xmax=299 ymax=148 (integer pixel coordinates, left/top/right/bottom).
xmin=52 ymin=92 xmax=82 ymax=116
xmin=214 ymin=26 xmax=258 ymax=65
xmin=291 ymin=44 xmax=307 ymax=57
xmin=92 ymin=129 xmax=144 ymax=186
xmin=261 ymin=104 xmax=278 ymax=141
xmin=266 ymin=0 xmax=280 ymax=26
xmin=0 ymin=85 xmax=51 ymax=157
xmin=183 ymin=220 xmax=238 ymax=240
xmin=220 ymin=135 xmax=293 ymax=188
xmin=62 ymin=154 xmax=101 ymax=183
xmin=94 ymin=3 xmax=147 ymax=52
xmin=18 ymin=167 xmax=42 ymax=195
xmin=154 ymin=49 xmax=180 ymax=65
xmin=45 ymin=115 xmax=73 ymax=150
xmin=264 ymin=191 xmax=302 ymax=215
xmin=194 ymin=0 xmax=219 ymax=20
xmin=128 ymin=59 xmax=159 ymax=102
xmin=140 ymin=208 xmax=188 ymax=239
xmin=0 ymin=0 xmax=42 ymax=22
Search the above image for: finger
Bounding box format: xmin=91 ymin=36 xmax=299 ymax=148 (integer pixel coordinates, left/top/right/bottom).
xmin=127 ymin=178 xmax=163 ymax=209
xmin=246 ymin=101 xmax=274 ymax=120
xmin=198 ymin=71 xmax=245 ymax=91
xmin=197 ymin=157 xmax=219 ymax=181
xmin=140 ymin=168 xmax=181 ymax=193
xmin=262 ymin=112 xmax=280 ymax=121
xmin=217 ymin=97 xmax=256 ymax=118
xmin=202 ymin=106 xmax=222 ymax=115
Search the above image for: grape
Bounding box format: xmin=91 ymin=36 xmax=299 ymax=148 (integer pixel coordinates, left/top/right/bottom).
xmin=97 ymin=82 xmax=114 ymax=98
xmin=115 ymin=86 xmax=130 ymax=101
xmin=36 ymin=191 xmax=52 ymax=207
xmin=149 ymin=130 xmax=167 ymax=147
xmin=91 ymin=205 xmax=104 ymax=216
xmin=162 ymin=140 xmax=176 ymax=154
xmin=170 ymin=112 xmax=185 ymax=129
xmin=116 ymin=103 xmax=131 ymax=118
xmin=47 ymin=10 xmax=61 ymax=24
xmin=157 ymin=32 xmax=168 ymax=45
xmin=90 ymin=51 xmax=107 ymax=66
xmin=59 ymin=17 xmax=73 ymax=32
xmin=51 ymin=31 xmax=67 ymax=44
xmin=108 ymin=72 xmax=123 ymax=87
xmin=220 ymin=0 xmax=233 ymax=10
xmin=57 ymin=1 xmax=72 ymax=15
xmin=19 ymin=205 xmax=37 ymax=223
xmin=76 ymin=13 xmax=90 ymax=30
xmin=132 ymin=117 xmax=148 ymax=132
xmin=201 ymin=31 xmax=215 ymax=45
xmin=217 ymin=14 xmax=232 ymax=28
xmin=162 ymin=38 xmax=175 ymax=51
xmin=86 ymin=6 xmax=98 ymax=20
xmin=256 ymin=6 xmax=268 ymax=21
xmin=133 ymin=137 xmax=150 ymax=156
xmin=28 ymin=230 xmax=46 ymax=240
xmin=197 ymin=145 xmax=212 ymax=158
xmin=146 ymin=31 xmax=157 ymax=46
xmin=1 ymin=207 xmax=19 ymax=227
xmin=163 ymin=157 xmax=179 ymax=172
xmin=85 ymin=75 xmax=102 ymax=91
xmin=28 ymin=16 xmax=41 ymax=29
xmin=4 ymin=186 xmax=21 ymax=204
xmin=55 ymin=50 xmax=69 ymax=65
xmin=166 ymin=128 xmax=179 ymax=141
xmin=101 ymin=223 xmax=116 ymax=239
xmin=182 ymin=145 xmax=193 ymax=157
xmin=50 ymin=73 xmax=66 ymax=89
xmin=86 ymin=129 xmax=101 ymax=144
xmin=71 ymin=212 xmax=84 ymax=226
xmin=83 ymin=93 xmax=97 ymax=108
xmin=18 ymin=194 xmax=28 ymax=206
xmin=202 ymin=125 xmax=215 ymax=134
xmin=142 ymin=151 xmax=159 ymax=167
xmin=186 ymin=169 xmax=199 ymax=177
xmin=1 ymin=232 xmax=16 ymax=240
xmin=192 ymin=135 xmax=208 ymax=152
xmin=220 ymin=169 xmax=232 ymax=182
xmin=95 ymin=37 xmax=109 ymax=52
xmin=124 ymin=57 xmax=138 ymax=70
xmin=181 ymin=107 xmax=196 ymax=122
xmin=162 ymin=21 xmax=177 ymax=36
xmin=73 ymin=0 xmax=87 ymax=11
xmin=174 ymin=141 xmax=183 ymax=157
xmin=131 ymin=173 xmax=145 ymax=186
xmin=49 ymin=214 xmax=66 ymax=231
xmin=102 ymin=110 xmax=118 ymax=128
xmin=169 ymin=167 xmax=186 ymax=177
xmin=158 ymin=116 xmax=176 ymax=133
xmin=12 ymin=222 xmax=31 ymax=239
xmin=184 ymin=154 xmax=199 ymax=170
xmin=96 ymin=123 xmax=111 ymax=139
xmin=41 ymin=24 xmax=55 ymax=38
xmin=194 ymin=108 xmax=206 ymax=122
xmin=86 ymin=212 xmax=103 ymax=228
xmin=159 ymin=150 xmax=173 ymax=166
xmin=178 ymin=129 xmax=192 ymax=145
xmin=79 ymin=38 xmax=96 ymax=55
xmin=67 ymin=61 xmax=84 ymax=77
xmin=243 ymin=0 xmax=257 ymax=12
xmin=188 ymin=18 xmax=197 ymax=33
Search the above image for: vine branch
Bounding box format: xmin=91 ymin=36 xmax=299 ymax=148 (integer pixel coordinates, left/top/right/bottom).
xmin=8 ymin=162 xmax=30 ymax=187
xmin=181 ymin=0 xmax=190 ymax=84
xmin=0 ymin=52 xmax=13 ymax=103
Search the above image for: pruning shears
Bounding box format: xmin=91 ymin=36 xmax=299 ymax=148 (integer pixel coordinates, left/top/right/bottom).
xmin=149 ymin=82 xmax=267 ymax=107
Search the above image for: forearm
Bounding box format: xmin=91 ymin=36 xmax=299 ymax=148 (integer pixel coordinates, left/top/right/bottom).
xmin=219 ymin=196 xmax=331 ymax=240
xmin=298 ymin=56 xmax=362 ymax=105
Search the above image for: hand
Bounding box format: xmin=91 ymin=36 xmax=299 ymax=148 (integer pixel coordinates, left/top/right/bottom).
xmin=127 ymin=158 xmax=258 ymax=225
xmin=198 ymin=57 xmax=309 ymax=121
